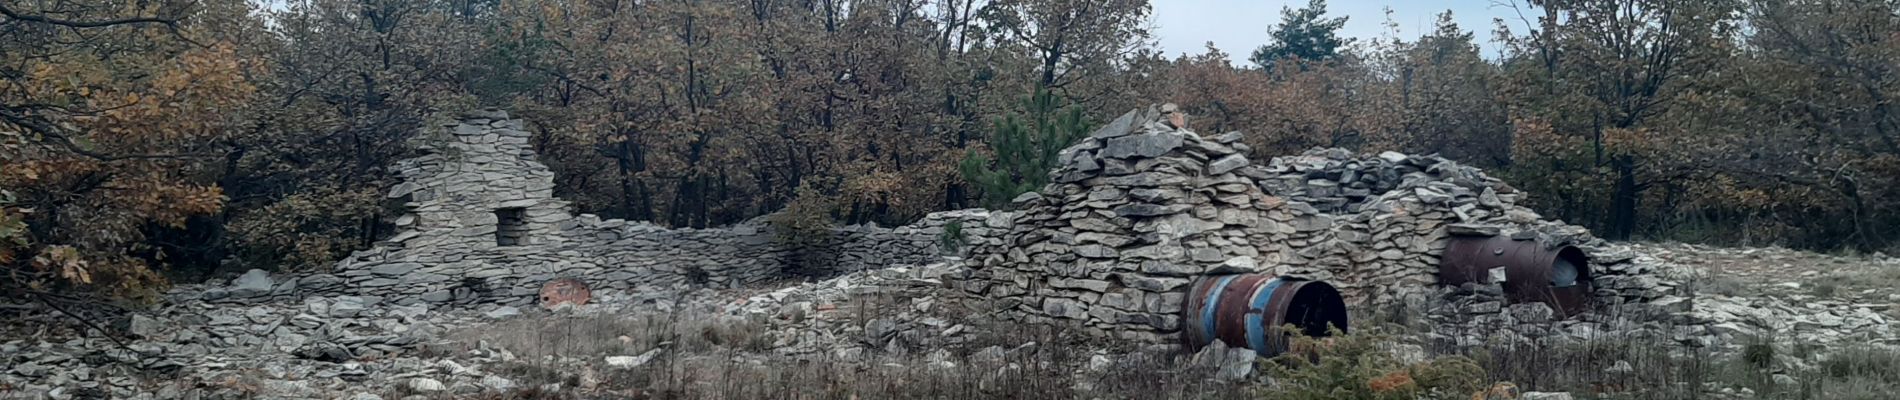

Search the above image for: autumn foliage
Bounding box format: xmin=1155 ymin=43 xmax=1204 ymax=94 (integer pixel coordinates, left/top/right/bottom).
xmin=3 ymin=0 xmax=1899 ymax=301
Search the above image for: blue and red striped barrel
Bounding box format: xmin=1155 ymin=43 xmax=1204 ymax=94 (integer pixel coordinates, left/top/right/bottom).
xmin=1181 ymin=273 xmax=1348 ymax=357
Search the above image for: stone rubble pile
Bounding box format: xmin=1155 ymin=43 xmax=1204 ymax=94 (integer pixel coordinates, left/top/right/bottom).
xmin=0 ymin=269 xmax=982 ymax=400
xmin=723 ymin=261 xmax=982 ymax=358
xmin=2 ymin=289 xmax=505 ymax=399
xmin=1687 ymin=295 xmax=1894 ymax=347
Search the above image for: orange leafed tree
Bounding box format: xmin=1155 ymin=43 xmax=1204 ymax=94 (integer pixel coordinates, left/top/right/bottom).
xmin=1 ymin=0 xmax=256 ymax=299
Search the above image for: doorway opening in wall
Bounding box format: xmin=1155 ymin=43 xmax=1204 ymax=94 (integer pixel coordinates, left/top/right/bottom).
xmin=496 ymin=207 xmax=527 ymax=246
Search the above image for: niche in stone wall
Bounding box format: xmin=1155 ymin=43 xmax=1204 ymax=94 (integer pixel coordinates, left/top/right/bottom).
xmin=496 ymin=208 xmax=528 ymax=246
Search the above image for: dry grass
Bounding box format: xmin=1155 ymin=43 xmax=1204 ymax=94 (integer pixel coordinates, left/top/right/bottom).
xmin=1811 ymin=264 xmax=1900 ymax=298
xmin=446 ymin=343 xmax=1263 ymax=400
xmin=1688 ymin=272 xmax=1750 ymax=297
xmin=423 ymin=294 xmax=1256 ymax=400
xmin=419 ymin=295 xmax=1900 ymax=400
xmin=442 ymin=309 xmax=774 ymax=363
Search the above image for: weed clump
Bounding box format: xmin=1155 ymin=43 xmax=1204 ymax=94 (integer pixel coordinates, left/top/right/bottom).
xmin=1264 ymin=326 xmax=1486 ymax=400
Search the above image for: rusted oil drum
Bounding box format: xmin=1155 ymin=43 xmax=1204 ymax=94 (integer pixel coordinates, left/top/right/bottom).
xmin=539 ymin=278 xmax=591 ymax=309
xmin=1181 ymin=274 xmax=1349 ymax=358
xmin=1440 ymin=237 xmax=1593 ymax=316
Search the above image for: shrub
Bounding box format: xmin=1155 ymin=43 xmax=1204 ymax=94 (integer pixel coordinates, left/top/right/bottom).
xmin=768 ymin=185 xmax=839 ymax=277
xmin=1263 ymin=326 xmax=1485 ymax=400
xmin=938 ymin=220 xmax=966 ymax=255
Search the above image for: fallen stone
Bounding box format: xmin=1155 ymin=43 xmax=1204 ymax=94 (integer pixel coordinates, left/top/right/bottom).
xmin=12 ymin=362 xmax=46 ymax=377
xmin=294 ymin=343 xmax=354 ymax=363
xmin=229 ymin=269 xmax=274 ymax=298
xmin=605 ymin=348 xmax=663 ymax=369
xmin=1772 ymin=374 xmax=1796 ymax=386
xmin=1605 ymin=360 xmax=1634 ymax=374
xmin=409 ymin=378 xmax=446 ymax=393
xmin=1191 ymin=341 xmax=1255 ymax=382
xmin=128 ymin=314 xmax=164 ymax=339
xmin=971 ymin=346 xmax=1008 ymax=365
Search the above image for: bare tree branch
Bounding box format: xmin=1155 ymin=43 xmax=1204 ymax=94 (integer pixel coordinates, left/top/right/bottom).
xmin=0 ymin=1 xmax=178 ymax=29
xmin=0 ymin=1 xmax=205 ymax=47
xmin=1 ymin=106 xmax=212 ymax=161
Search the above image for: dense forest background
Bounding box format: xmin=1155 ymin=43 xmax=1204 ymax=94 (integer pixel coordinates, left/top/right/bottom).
xmin=2 ymin=0 xmax=1898 ymax=299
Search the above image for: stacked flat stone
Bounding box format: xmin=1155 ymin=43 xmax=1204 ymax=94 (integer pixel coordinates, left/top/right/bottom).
xmin=958 ymin=105 xmax=1288 ymax=343
xmin=1233 ymin=148 xmax=1517 ymax=307
xmin=209 ymin=110 xmax=987 ymax=306
xmin=829 ymin=210 xmax=994 ymax=273
xmin=1230 ymin=148 xmax=1683 ymax=307
xmin=1231 ymin=148 xmax=1692 ymax=349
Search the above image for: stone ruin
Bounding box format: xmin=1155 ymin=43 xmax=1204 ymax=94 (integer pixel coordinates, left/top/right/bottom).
xmin=11 ymin=105 xmax=1896 ymax=400
xmin=201 ymin=109 xmax=994 ymax=306
xmin=206 ymin=105 xmax=1693 ymax=349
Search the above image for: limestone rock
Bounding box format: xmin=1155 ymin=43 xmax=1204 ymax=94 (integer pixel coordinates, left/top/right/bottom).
xmin=605 ymin=348 xmax=663 ymax=369
xmin=1101 ymin=133 xmax=1184 ymax=159
xmin=229 ymin=269 xmax=274 ymax=298
xmin=1207 ymin=154 xmax=1248 ymax=175
xmin=408 ymin=378 xmax=446 ymax=393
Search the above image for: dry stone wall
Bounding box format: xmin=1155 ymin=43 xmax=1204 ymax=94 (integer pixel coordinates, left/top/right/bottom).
xmin=202 ymin=110 xmax=990 ymax=306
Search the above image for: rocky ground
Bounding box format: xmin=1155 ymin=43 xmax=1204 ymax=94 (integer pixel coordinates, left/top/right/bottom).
xmin=2 ymin=243 xmax=1899 ymax=399
xmin=1653 ymin=243 xmax=1900 ymax=348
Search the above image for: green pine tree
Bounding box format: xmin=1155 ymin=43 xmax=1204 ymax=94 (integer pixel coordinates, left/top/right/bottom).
xmin=959 ymin=90 xmax=1093 ymax=208
xmin=1250 ymin=0 xmax=1350 ymax=70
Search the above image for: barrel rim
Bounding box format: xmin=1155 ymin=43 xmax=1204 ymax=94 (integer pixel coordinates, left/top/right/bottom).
xmin=1182 ymin=273 xmax=1351 ymax=358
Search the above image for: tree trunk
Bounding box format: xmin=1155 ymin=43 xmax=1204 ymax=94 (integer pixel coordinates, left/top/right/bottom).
xmin=1608 ymin=156 xmax=1639 ymax=240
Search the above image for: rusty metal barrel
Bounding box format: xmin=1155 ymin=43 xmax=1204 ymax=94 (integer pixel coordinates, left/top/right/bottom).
xmin=1181 ymin=274 xmax=1349 ymax=357
xmin=1441 ymin=236 xmax=1593 ymax=315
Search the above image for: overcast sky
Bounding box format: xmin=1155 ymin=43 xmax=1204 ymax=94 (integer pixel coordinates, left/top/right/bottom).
xmin=1150 ymin=0 xmax=1530 ymax=60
